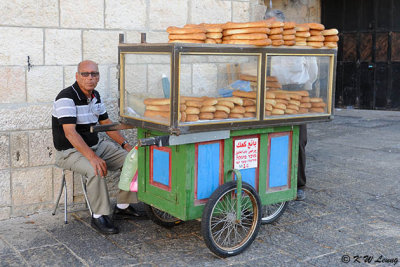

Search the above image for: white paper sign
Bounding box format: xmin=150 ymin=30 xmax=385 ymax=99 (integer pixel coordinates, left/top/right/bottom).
xmin=234 ymin=138 xmax=258 ymax=170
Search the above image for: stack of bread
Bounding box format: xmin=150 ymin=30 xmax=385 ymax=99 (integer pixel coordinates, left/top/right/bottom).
xmin=222 ymin=20 xmax=272 ymax=46
xmin=322 ymin=29 xmax=339 ymax=48
xmin=306 ymin=23 xmax=325 ymax=48
xmin=167 ymin=26 xmax=206 ymax=44
xmin=283 ymin=22 xmax=296 ymax=46
xmin=294 ymin=24 xmax=310 ymax=46
xmin=143 ymin=98 xmax=172 ymax=120
xmin=184 ymin=23 xmax=224 ymax=44
xmin=298 ymin=93 xmax=311 ymax=113
xmin=309 ymin=97 xmax=327 ymax=113
xmin=269 ymin=21 xmax=284 ymax=46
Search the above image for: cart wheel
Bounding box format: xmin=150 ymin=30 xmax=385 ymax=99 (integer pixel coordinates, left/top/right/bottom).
xmin=261 ymin=201 xmax=288 ymax=225
xmin=201 ymin=181 xmax=262 ymax=258
xmin=144 ymin=204 xmax=183 ymax=228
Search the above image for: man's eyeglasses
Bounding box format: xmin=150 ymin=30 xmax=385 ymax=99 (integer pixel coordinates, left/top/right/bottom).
xmin=79 ymin=72 xmax=99 ymax=78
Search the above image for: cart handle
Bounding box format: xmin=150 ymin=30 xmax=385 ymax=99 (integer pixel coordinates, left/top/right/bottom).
xmin=226 ymin=169 xmax=242 ymax=221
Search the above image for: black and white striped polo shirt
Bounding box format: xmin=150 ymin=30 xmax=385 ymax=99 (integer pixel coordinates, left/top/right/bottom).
xmin=52 ymin=82 xmax=109 ymax=151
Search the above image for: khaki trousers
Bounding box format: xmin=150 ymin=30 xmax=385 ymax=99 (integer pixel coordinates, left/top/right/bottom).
xmin=55 ymin=139 xmax=138 ymax=215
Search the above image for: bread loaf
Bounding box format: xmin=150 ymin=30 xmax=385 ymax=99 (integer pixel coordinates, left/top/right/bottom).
xmin=167 ymin=26 xmax=206 ymax=34
xmin=214 ymin=111 xmax=229 ymax=119
xmin=199 ymin=112 xmax=214 ymax=120
xmin=223 ymin=27 xmax=270 ymax=35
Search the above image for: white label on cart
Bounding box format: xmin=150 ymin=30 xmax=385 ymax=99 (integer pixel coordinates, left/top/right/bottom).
xmin=234 ymin=138 xmax=258 ymax=170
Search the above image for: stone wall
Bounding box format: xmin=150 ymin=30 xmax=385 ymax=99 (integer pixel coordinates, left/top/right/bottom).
xmin=268 ymin=0 xmax=321 ymax=23
xmin=0 ymin=0 xmax=273 ymax=220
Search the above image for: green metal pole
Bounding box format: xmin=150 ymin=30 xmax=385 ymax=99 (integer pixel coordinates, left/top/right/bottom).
xmin=227 ymin=169 xmax=242 ymax=221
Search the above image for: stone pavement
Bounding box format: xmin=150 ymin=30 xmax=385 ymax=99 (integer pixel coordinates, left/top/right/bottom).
xmin=0 ymin=109 xmax=399 ymax=267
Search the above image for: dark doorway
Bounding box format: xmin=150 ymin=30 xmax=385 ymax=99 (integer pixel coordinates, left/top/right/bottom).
xmin=322 ymin=0 xmax=400 ymax=110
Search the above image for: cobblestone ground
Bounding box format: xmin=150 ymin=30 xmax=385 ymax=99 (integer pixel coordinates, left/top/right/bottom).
xmin=0 ymin=109 xmax=399 ymax=266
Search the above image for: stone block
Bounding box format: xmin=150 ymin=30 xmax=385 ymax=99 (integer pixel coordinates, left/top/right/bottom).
xmin=0 ymin=207 xmax=11 ymax=221
xmin=10 ymin=132 xmax=29 ymax=168
xmin=145 ymin=32 xmax=169 ymax=44
xmin=27 ymin=66 xmax=63 ymax=103
xmin=124 ymin=64 xmax=147 ymax=95
xmin=60 ymin=0 xmax=104 ymax=28
xmin=29 ymin=130 xmax=55 ymax=166
xmin=0 ymin=27 xmax=43 ymax=66
xmin=125 ymin=31 xmax=142 ymax=44
xmin=105 ymin=0 xmax=147 ymax=29
xmin=63 ymin=66 xmax=77 ymax=89
xmin=250 ymin=2 xmax=267 ymax=21
xmin=233 ymin=1 xmax=250 ymax=22
xmin=0 ymin=104 xmax=52 ymax=131
xmin=192 ymin=63 xmax=218 ymax=96
xmin=53 ymin=168 xmax=73 ymax=204
xmin=45 ymin=29 xmax=82 ymax=65
xmin=12 ymin=203 xmax=54 ymax=218
xmin=149 ymin=0 xmax=188 ymax=30
xmin=0 ymin=0 xmax=58 ymax=27
xmin=190 ymin=0 xmax=231 ymax=24
xmin=0 ymin=134 xmax=10 ymax=169
xmin=0 ymin=67 xmax=26 ymax=104
xmin=0 ymin=170 xmax=11 ymax=206
xmin=12 ymin=167 xmax=53 ymax=206
xmin=83 ymin=30 xmax=121 ymax=64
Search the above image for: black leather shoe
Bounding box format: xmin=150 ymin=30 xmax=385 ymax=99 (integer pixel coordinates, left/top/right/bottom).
xmin=91 ymin=215 xmax=119 ymax=234
xmin=113 ymin=204 xmax=146 ymax=220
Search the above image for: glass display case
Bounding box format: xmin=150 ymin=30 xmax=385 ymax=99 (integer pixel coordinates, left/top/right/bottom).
xmin=119 ymin=42 xmax=336 ymax=134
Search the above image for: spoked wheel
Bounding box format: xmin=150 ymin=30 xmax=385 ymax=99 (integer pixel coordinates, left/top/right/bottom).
xmin=201 ymin=181 xmax=262 ymax=258
xmin=144 ymin=204 xmax=183 ymax=228
xmin=261 ymin=201 xmax=288 ymax=225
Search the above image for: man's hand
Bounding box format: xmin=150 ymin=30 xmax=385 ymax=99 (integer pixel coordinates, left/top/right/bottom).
xmin=89 ymin=154 xmax=107 ymax=177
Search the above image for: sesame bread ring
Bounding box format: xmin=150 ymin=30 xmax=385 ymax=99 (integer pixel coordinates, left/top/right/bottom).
xmin=271 ymin=108 xmax=284 ymax=115
xmin=186 ymin=107 xmax=200 ymax=115
xmin=311 ymin=102 xmax=327 ymax=108
xmin=275 ymin=99 xmax=289 ymax=105
xmin=298 ymin=108 xmax=309 ymax=113
xmin=324 ymin=42 xmax=338 ymax=48
xmin=265 ymin=91 xmax=276 ymax=99
xmin=265 ymin=111 xmax=272 ymax=116
xmin=265 ymin=103 xmax=273 ymax=111
xmin=214 ymin=111 xmax=229 ymax=119
xmin=270 ymin=27 xmax=283 ymax=35
xmin=206 ymin=32 xmax=222 ymax=39
xmin=180 ymin=111 xmax=186 ymax=122
xmin=243 ymin=98 xmax=256 ymax=106
xmin=300 ymin=102 xmax=312 ymax=108
xmin=307 ymin=23 xmax=325 ymax=30
xmin=215 ymin=39 xmax=222 ymax=44
xmin=215 ymin=105 xmax=231 ymax=114
xmin=291 ymin=90 xmax=309 ymax=97
xmin=180 ymin=104 xmax=186 ymax=111
xmin=271 ymin=21 xmax=284 ymax=28
xmin=205 ymin=27 xmax=223 ymax=33
xmin=200 ymin=105 xmax=217 ymax=113
xmin=324 ymin=35 xmax=339 ymax=42
xmin=168 ymin=39 xmax=204 ymax=44
xmin=272 ymin=39 xmax=284 ymax=46
xmin=186 ymin=114 xmax=199 ymax=122
xmin=223 ymin=39 xmax=272 ymax=46
xmin=295 ymin=31 xmax=311 ymax=38
xmin=266 ymin=76 xmax=278 ymax=82
xmin=244 ymin=112 xmax=256 ymax=118
xmin=284 ymin=40 xmax=296 ymax=46
xmin=223 ymin=27 xmax=270 ymax=35
xmin=295 ymin=25 xmax=310 ymax=32
xmin=307 ymin=35 xmax=325 ymax=42
xmin=307 ymin=41 xmax=324 ymax=48
xmin=217 ymin=100 xmax=235 ymax=109
xmin=295 ymin=37 xmax=307 ymax=42
xmin=146 ymin=105 xmax=170 ymax=112
xmin=205 ymin=38 xmax=217 ymax=44
xmin=322 ymin=29 xmax=339 ymax=36
xmin=186 ymin=100 xmax=203 ymax=107
xmin=199 ymin=112 xmax=214 ymax=120
xmin=285 ymin=108 xmax=297 ymax=114
xmin=275 ymin=103 xmax=287 ymax=110
xmin=265 ymin=99 xmax=276 ymax=106
xmin=287 ymin=93 xmax=302 ymax=101
xmin=144 ymin=98 xmax=170 ymax=105
xmin=270 ymin=34 xmax=283 ymax=40
xmin=224 ymin=20 xmax=271 ymax=29
xmin=167 ymin=26 xmax=206 ymax=34
xmin=283 ymin=21 xmax=296 ymax=29
xmin=283 ymin=29 xmax=296 ymax=35
xmin=275 ymin=92 xmax=290 ymax=100
xmin=232 ymin=90 xmax=257 ymax=99
xmin=181 ymin=96 xmax=204 ymax=101
xmin=283 ymin=34 xmax=296 ymax=40
xmin=266 ymin=81 xmax=282 ymax=88
xmin=245 ymin=106 xmax=256 ymax=112
xmin=229 ymin=33 xmax=268 ymax=40
xmin=202 ymin=98 xmax=218 ymax=106
xmin=287 ymin=104 xmax=299 ymax=111
xmin=220 ymin=97 xmax=243 ymax=106
xmin=301 ymin=96 xmax=311 ymax=102
xmin=144 ymin=110 xmax=170 ymax=119
xmin=310 ymin=29 xmax=323 ymax=36
xmin=310 ymin=107 xmax=325 ymax=113
xmin=229 ymin=113 xmax=244 ymax=119
xmin=288 ymin=99 xmax=301 ymax=106
xmin=169 ymin=33 xmax=206 ymax=40
xmin=231 ymin=106 xmax=246 ymax=113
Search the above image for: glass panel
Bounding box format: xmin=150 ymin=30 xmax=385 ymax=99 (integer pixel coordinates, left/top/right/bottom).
xmin=122 ymin=52 xmax=171 ymax=125
xmin=265 ymin=55 xmax=332 ymax=118
xmin=178 ymin=53 xmax=260 ymax=125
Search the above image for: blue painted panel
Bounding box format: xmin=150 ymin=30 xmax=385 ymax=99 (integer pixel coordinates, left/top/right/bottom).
xmin=269 ymin=135 xmax=289 ymax=188
xmin=197 ymin=143 xmax=220 ymax=200
xmin=153 ymin=149 xmax=170 ymax=186
xmin=239 ymin=168 xmax=256 ymax=189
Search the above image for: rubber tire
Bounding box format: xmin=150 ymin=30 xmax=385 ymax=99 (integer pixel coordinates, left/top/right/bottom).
xmin=144 ymin=204 xmax=183 ymax=228
xmin=201 ymin=181 xmax=262 ymax=258
xmin=261 ymin=201 xmax=288 ymax=225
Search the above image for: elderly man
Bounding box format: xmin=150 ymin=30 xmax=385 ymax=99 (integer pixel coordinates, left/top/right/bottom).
xmin=52 ymin=60 xmax=140 ymax=234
